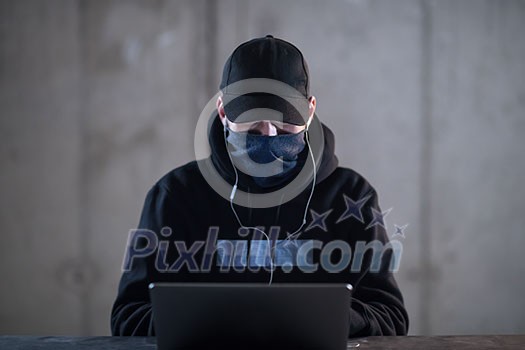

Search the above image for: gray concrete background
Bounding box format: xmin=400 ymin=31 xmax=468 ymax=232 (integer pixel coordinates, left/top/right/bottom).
xmin=0 ymin=0 xmax=524 ymax=336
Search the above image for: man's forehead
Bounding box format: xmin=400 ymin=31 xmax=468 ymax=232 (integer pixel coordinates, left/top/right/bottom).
xmin=233 ymin=108 xmax=284 ymax=124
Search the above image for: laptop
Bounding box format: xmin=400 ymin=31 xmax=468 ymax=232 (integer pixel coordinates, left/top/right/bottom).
xmin=149 ymin=283 xmax=353 ymax=350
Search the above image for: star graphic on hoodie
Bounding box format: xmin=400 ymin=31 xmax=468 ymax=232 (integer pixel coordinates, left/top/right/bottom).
xmin=336 ymin=193 xmax=372 ymax=224
xmin=365 ymin=207 xmax=392 ymax=230
xmin=305 ymin=209 xmax=333 ymax=232
xmin=283 ymin=232 xmax=301 ymax=248
xmin=392 ymin=224 xmax=408 ymax=239
xmin=283 ymin=237 xmax=299 ymax=248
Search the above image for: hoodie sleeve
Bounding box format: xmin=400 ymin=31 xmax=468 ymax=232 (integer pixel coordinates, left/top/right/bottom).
xmin=347 ymin=190 xmax=409 ymax=336
xmin=110 ymin=183 xmax=176 ymax=336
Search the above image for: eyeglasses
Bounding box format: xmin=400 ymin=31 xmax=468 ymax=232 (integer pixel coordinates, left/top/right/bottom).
xmin=225 ymin=116 xmax=310 ymax=135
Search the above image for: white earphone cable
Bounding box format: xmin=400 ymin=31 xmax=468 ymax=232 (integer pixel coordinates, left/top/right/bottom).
xmin=223 ymin=126 xmax=317 ymax=285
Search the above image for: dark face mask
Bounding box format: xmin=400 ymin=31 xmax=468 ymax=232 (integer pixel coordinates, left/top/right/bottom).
xmin=225 ymin=127 xmax=307 ymax=188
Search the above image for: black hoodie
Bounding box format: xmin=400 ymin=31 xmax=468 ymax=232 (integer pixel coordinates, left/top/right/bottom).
xmin=111 ymin=115 xmax=409 ymax=337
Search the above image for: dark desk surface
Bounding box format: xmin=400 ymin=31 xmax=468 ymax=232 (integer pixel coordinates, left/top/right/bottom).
xmin=0 ymin=335 xmax=524 ymax=349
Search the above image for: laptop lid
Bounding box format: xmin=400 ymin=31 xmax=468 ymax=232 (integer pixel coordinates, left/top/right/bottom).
xmin=149 ymin=283 xmax=352 ymax=350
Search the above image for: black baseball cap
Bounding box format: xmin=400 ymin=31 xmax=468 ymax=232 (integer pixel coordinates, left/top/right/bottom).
xmin=219 ymin=35 xmax=311 ymax=126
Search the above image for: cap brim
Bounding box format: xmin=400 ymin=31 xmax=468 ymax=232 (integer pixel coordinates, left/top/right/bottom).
xmin=222 ymin=93 xmax=309 ymax=126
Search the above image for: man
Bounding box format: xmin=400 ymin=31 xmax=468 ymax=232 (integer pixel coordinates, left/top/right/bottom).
xmin=111 ymin=35 xmax=409 ymax=337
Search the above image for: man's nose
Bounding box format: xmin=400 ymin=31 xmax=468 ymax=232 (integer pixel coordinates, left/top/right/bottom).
xmin=250 ymin=121 xmax=278 ymax=136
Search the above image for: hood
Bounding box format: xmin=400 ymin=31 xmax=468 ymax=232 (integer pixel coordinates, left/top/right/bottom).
xmin=208 ymin=113 xmax=338 ymax=194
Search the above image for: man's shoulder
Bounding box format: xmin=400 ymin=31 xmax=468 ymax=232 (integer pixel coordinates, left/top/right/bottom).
xmin=327 ymin=166 xmax=378 ymax=196
xmin=151 ymin=160 xmax=204 ymax=194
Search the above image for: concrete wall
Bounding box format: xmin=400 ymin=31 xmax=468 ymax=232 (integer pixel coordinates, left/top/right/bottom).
xmin=1 ymin=0 xmax=524 ymax=336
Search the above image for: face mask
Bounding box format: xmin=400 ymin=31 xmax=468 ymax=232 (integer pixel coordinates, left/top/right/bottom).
xmin=225 ymin=127 xmax=306 ymax=188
